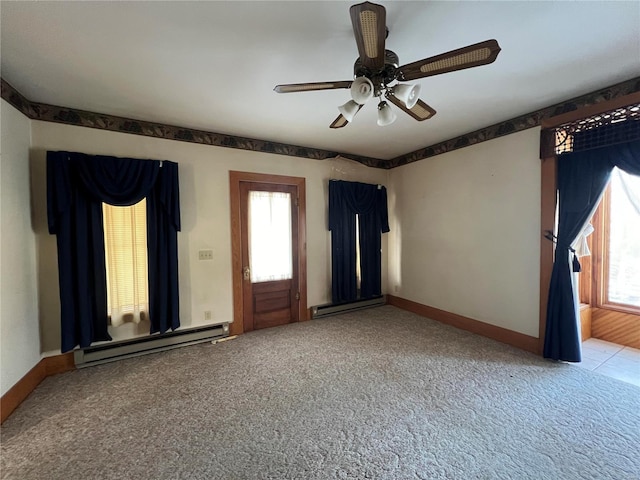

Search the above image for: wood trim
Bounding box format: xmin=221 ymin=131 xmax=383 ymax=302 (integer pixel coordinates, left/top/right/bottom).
xmin=239 ymin=181 xmax=254 ymax=332
xmin=580 ymin=305 xmax=592 ymax=342
xmin=1 ymin=353 xmax=75 ymax=424
xmin=591 ymin=307 xmax=640 ymax=349
xmin=590 ymin=185 xmax=604 ymax=306
xmin=42 ymin=352 xmax=76 ymax=376
xmin=596 ymin=186 xmax=611 ymax=307
xmin=0 ymin=363 xmax=45 ymax=424
xmin=598 ymin=303 xmax=640 ymax=317
xmin=387 ymin=295 xmax=539 ymax=354
xmin=229 ymin=171 xmax=308 ymax=336
xmin=578 ymin=235 xmax=593 ymax=305
xmin=297 ymin=181 xmax=309 ymax=322
xmin=230 ymin=172 xmax=243 ymax=336
xmin=541 ymin=92 xmax=640 ymax=129
xmin=539 ymin=155 xmax=557 ymax=354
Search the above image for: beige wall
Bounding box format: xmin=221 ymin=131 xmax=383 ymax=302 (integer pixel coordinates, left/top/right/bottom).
xmin=2 ymin=98 xmax=545 ymax=392
xmin=29 ymin=121 xmax=389 ymax=352
xmin=388 ymin=128 xmax=542 ymax=337
xmin=1 ymin=101 xmax=41 ymax=395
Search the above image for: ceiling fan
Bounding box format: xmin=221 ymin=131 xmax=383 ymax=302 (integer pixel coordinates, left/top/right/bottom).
xmin=274 ymin=1 xmax=501 ymax=128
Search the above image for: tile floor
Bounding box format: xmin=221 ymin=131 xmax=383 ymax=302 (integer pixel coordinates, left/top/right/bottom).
xmin=574 ymin=338 xmax=640 ymax=387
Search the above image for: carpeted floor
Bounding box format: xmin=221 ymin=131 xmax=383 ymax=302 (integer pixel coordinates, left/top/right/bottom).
xmin=1 ymin=305 xmax=639 ymax=479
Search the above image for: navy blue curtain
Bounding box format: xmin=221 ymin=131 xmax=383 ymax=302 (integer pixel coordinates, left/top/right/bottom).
xmin=328 ymin=180 xmax=389 ymax=303
xmin=47 ymin=151 xmax=181 ymax=352
xmin=544 ymin=139 xmax=640 ymax=361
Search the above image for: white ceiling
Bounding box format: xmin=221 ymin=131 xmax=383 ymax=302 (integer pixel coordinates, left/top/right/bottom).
xmin=2 ymin=1 xmax=639 ymax=160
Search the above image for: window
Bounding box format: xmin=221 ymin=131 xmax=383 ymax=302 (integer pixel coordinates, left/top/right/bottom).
xmin=579 ymin=168 xmax=640 ymax=313
xmin=601 ymin=168 xmax=640 ymax=309
xmin=102 ymin=199 xmax=149 ymax=326
xmin=248 ymin=190 xmax=292 ymax=283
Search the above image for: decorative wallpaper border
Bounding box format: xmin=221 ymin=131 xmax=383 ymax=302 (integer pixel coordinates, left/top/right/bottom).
xmin=0 ymin=78 xmax=382 ymax=168
xmin=3 ymin=76 xmax=640 ymax=170
xmin=387 ymin=77 xmax=640 ymax=168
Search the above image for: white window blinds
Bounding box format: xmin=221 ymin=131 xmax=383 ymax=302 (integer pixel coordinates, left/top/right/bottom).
xmin=103 ymin=199 xmax=149 ymax=326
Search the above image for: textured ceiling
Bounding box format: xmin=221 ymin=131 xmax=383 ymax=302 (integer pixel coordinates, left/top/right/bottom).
xmin=2 ymin=1 xmax=639 ymax=161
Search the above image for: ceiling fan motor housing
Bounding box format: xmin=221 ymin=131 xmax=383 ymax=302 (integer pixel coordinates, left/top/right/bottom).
xmin=273 ymin=2 xmax=501 ymax=129
xmin=354 ymin=49 xmax=399 ymax=91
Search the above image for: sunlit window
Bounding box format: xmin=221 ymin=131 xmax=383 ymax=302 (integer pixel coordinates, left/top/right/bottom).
xmin=607 ymin=168 xmax=640 ymax=308
xmin=103 ymin=200 xmax=149 ymax=326
xmin=248 ymin=191 xmax=292 ymax=283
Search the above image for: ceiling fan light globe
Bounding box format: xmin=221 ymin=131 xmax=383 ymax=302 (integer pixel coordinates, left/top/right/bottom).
xmin=393 ymin=83 xmax=421 ymax=109
xmin=350 ymin=77 xmax=374 ymax=104
xmin=338 ymin=100 xmax=360 ymax=122
xmin=377 ymin=101 xmax=397 ymax=126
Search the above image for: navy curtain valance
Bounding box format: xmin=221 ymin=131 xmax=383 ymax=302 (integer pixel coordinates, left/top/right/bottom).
xmin=47 ymin=151 xmax=181 ymax=352
xmin=329 ymin=180 xmax=389 ymax=304
xmin=47 ymin=152 xmax=180 ymax=233
xmin=543 ymin=138 xmax=640 ymax=362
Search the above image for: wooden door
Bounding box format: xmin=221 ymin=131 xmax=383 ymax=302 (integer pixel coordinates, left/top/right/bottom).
xmin=239 ymin=181 xmax=300 ymax=331
xmin=230 ymin=172 xmax=307 ymax=334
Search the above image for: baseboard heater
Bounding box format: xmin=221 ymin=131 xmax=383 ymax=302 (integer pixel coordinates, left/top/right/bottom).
xmin=74 ymin=323 xmax=230 ymax=368
xmin=311 ymin=295 xmax=386 ymax=319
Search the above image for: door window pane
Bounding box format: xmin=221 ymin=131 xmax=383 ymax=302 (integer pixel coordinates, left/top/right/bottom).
xmin=249 ymin=191 xmax=292 ymax=283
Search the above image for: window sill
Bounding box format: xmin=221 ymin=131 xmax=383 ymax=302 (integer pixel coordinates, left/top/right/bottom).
xmin=597 ymin=303 xmax=640 ymax=317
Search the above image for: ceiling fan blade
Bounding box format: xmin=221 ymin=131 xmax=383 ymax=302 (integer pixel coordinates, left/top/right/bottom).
xmin=329 ymin=104 xmax=364 ymax=129
xmin=274 ymin=81 xmax=352 ymax=93
xmin=397 ymin=39 xmax=501 ymax=81
xmin=330 ymin=115 xmax=350 ymax=129
xmin=350 ymin=2 xmax=387 ymax=71
xmin=386 ymin=96 xmax=437 ymax=121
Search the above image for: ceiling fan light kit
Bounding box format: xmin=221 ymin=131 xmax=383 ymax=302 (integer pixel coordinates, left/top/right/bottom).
xmin=274 ymin=1 xmax=501 ymax=129
xmin=350 ymin=77 xmax=375 ymax=104
xmin=390 ymin=83 xmax=421 ymax=109
xmin=377 ymin=101 xmax=397 ymax=126
xmin=338 ymin=100 xmax=361 ymax=122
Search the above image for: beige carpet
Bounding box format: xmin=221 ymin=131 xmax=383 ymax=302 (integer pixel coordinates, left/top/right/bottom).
xmin=2 ymin=305 xmax=639 ymax=479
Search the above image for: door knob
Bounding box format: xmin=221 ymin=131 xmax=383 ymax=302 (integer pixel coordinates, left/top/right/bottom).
xmin=243 ymin=266 xmax=250 ymax=280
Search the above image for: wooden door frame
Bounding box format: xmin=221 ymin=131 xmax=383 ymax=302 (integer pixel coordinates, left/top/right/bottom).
xmin=229 ymin=171 xmax=308 ymax=336
xmin=537 ymin=92 xmax=640 ymax=354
